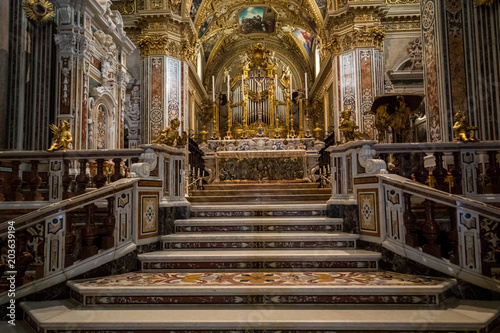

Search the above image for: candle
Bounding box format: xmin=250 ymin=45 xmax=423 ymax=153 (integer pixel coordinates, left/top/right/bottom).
xmin=305 ymin=72 xmax=308 ymax=99
xmin=212 ymin=76 xmax=215 ymax=102
xmin=227 ymin=75 xmax=230 ymax=100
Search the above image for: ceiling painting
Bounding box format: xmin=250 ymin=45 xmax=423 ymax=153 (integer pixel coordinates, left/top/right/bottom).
xmin=198 ymin=14 xmax=214 ymax=39
xmin=190 ymin=0 xmax=203 ymax=21
xmin=238 ymin=7 xmax=276 ymax=34
xmin=202 ymin=33 xmax=220 ymax=61
xmin=293 ymin=28 xmax=314 ymax=56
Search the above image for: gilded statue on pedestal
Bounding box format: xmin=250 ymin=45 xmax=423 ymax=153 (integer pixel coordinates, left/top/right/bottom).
xmin=340 ymin=111 xmax=368 ymax=142
xmin=48 ymin=120 xmax=73 ymax=151
xmin=453 ymin=110 xmax=478 ymax=142
xmin=153 ymin=118 xmax=181 ymax=146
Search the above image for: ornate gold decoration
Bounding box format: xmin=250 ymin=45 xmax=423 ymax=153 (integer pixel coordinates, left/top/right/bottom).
xmin=200 ymin=125 xmax=209 ymax=143
xmin=339 ymin=111 xmax=368 ymax=143
xmin=153 ymin=118 xmax=181 ymax=146
xmin=48 ymin=121 xmax=73 ymax=151
xmin=177 ymin=131 xmax=189 ymax=148
xmin=373 ymin=95 xmax=418 ymax=142
xmin=353 ymin=26 xmax=385 ymax=49
xmin=425 ymin=174 xmax=437 ymax=188
xmin=137 ymin=34 xmax=169 ymax=57
xmin=474 ymin=0 xmax=496 ymax=6
xmin=313 ymin=123 xmax=323 ymax=141
xmin=219 ymin=156 xmax=304 ymax=182
xmin=444 ymin=174 xmax=455 ymax=193
xmin=22 ymin=0 xmax=55 ymax=24
xmin=453 ymin=110 xmax=478 ymax=142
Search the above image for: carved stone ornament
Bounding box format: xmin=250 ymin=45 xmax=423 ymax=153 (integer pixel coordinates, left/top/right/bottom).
xmin=22 ymin=0 xmax=55 ymax=24
xmin=137 ymin=34 xmax=170 ymax=58
xmin=474 ymin=0 xmax=496 ymax=6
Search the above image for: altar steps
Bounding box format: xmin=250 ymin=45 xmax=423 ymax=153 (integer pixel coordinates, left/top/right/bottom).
xmin=189 ymin=182 xmax=331 ymax=203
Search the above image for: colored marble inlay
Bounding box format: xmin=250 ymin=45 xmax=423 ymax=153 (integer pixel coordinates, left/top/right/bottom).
xmin=175 ymin=224 xmax=342 ymax=233
xmin=164 ymin=240 xmax=355 ymax=249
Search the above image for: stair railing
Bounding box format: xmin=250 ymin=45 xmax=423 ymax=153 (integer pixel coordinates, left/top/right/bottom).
xmin=327 ymin=141 xmax=500 ymax=292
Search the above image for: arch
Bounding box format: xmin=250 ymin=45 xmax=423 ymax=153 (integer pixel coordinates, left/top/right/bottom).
xmin=90 ymin=90 xmax=118 ymax=149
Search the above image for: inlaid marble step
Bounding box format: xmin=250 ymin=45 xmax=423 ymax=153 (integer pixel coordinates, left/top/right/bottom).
xmin=175 ymin=217 xmax=343 ymax=233
xmin=188 ymin=193 xmax=331 ymax=203
xmin=67 ymin=271 xmax=456 ymax=306
xmin=190 ymin=203 xmax=327 ymax=217
xmin=139 ymin=249 xmax=381 ymax=272
xmin=21 ymin=299 xmax=500 ymax=332
xmin=190 ymin=188 xmax=332 ymax=197
xmin=203 ymin=181 xmax=322 ymax=191
xmin=162 ymin=232 xmax=357 ymax=249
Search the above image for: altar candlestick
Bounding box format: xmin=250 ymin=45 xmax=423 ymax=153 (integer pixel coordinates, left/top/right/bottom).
xmin=227 ymin=75 xmax=230 ymax=99
xmin=305 ymin=72 xmax=308 ymax=99
xmin=275 ymin=74 xmax=278 ymax=98
xmin=212 ymin=76 xmax=215 ymax=102
xmin=290 ymin=74 xmax=293 ymax=99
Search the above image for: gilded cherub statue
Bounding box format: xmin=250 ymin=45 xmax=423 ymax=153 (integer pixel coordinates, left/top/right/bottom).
xmin=340 ymin=110 xmax=368 ymax=142
xmin=48 ymin=120 xmax=73 ymax=151
xmin=153 ymin=118 xmax=181 ymax=146
xmin=176 ymin=131 xmax=188 ymax=148
xmin=453 ymin=110 xmax=478 ymax=142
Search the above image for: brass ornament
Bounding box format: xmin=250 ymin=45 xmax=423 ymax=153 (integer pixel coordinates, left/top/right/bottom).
xmin=339 ymin=111 xmax=368 ymax=143
xmin=48 ymin=121 xmax=73 ymax=152
xmin=453 ymin=110 xmax=478 ymax=142
xmin=474 ymin=0 xmax=496 ymax=6
xmin=22 ymin=0 xmax=55 ymax=24
xmin=152 ymin=118 xmax=181 ymax=147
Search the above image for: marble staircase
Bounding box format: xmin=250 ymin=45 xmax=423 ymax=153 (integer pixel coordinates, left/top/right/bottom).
xmin=18 ymin=202 xmax=500 ymax=332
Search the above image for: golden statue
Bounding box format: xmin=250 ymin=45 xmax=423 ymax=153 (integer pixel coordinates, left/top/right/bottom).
xmin=177 ymin=131 xmax=188 ymax=148
xmin=453 ymin=110 xmax=478 ymax=142
xmin=153 ymin=118 xmax=181 ymax=146
xmin=48 ymin=120 xmax=73 ymax=151
xmin=340 ymin=111 xmax=368 ymax=142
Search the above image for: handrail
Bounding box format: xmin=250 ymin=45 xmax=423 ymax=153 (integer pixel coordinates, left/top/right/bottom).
xmin=0 ymin=148 xmax=144 ymax=161
xmin=378 ymin=173 xmax=500 ymax=220
xmin=0 ymin=178 xmax=139 ymax=235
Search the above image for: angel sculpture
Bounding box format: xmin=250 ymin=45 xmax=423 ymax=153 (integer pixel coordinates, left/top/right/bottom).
xmin=153 ymin=118 xmax=181 ymax=146
xmin=339 ymin=111 xmax=368 ymax=143
xmin=453 ymin=110 xmax=478 ymax=142
xmin=48 ymin=120 xmax=73 ymax=151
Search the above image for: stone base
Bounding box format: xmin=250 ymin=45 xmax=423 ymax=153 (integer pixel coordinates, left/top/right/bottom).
xmin=327 ymin=203 xmax=359 ymax=234
xmin=159 ymin=204 xmax=190 ymax=235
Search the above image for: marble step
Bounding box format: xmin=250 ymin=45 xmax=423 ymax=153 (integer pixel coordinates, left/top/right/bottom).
xmin=139 ymin=249 xmax=381 ymax=272
xmin=21 ymin=299 xmax=500 ymax=332
xmin=188 ymin=193 xmax=332 ymax=203
xmin=162 ymin=232 xmax=357 ymax=249
xmin=67 ymin=271 xmax=456 ymax=306
xmin=190 ymin=188 xmax=332 ymax=197
xmin=174 ymin=217 xmax=343 ymax=233
xmin=203 ymin=181 xmax=322 ymax=191
xmin=190 ymin=203 xmax=327 ymax=217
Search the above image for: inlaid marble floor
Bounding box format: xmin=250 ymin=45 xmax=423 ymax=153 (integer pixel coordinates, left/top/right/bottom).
xmin=74 ymin=271 xmax=447 ymax=287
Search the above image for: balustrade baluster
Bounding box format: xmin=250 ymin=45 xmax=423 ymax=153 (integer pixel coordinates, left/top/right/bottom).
xmin=414 ymin=153 xmax=429 ymax=184
xmin=446 ymin=207 xmax=459 ymax=265
xmin=62 ymin=160 xmax=74 ymax=199
xmin=93 ymin=159 xmax=107 ymax=188
xmin=25 ymin=160 xmax=42 ymax=201
xmin=422 ymin=200 xmax=441 ymax=258
xmin=82 ymin=203 xmax=98 ymax=259
xmin=102 ymin=197 xmax=116 ymax=249
xmin=433 ymin=152 xmax=448 ymax=191
xmin=110 ymin=158 xmax=123 ymax=182
xmin=485 ymin=151 xmax=500 ymax=194
xmin=64 ymin=213 xmax=76 ymax=267
xmin=15 ymin=230 xmax=33 ymax=287
xmin=403 ymin=193 xmax=418 ymax=247
xmin=398 ymin=153 xmax=412 ymax=179
xmin=76 ymin=159 xmax=89 ymax=194
xmin=451 ymin=152 xmax=462 ymax=194
xmin=9 ymin=161 xmax=23 ymax=201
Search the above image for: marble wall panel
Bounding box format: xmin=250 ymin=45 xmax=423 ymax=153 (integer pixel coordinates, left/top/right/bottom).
xmin=357 ymin=188 xmax=380 ymax=237
xmin=138 ymin=191 xmax=159 ymax=239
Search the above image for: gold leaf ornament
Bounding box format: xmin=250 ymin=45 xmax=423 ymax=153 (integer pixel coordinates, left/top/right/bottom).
xmin=22 ymin=0 xmax=55 ymax=24
xmin=474 ymin=0 xmax=496 ymax=6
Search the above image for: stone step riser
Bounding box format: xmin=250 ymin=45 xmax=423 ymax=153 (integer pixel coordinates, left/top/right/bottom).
xmin=191 ymin=189 xmax=332 ymax=196
xmin=175 ymin=224 xmax=343 ymax=233
xmin=141 ymin=260 xmax=378 ymax=271
xmin=188 ymin=195 xmax=331 ymax=203
xmin=72 ymin=291 xmax=450 ymax=306
xmin=191 ymin=210 xmax=327 ymax=218
xmin=163 ymin=240 xmax=356 ymax=250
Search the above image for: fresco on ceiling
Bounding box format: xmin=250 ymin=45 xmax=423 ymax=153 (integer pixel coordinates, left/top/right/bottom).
xmin=198 ymin=15 xmax=214 ymax=39
xmin=202 ymin=33 xmax=219 ymax=61
xmin=238 ymin=7 xmax=276 ymax=34
xmin=301 ymin=10 xmax=318 ymax=34
xmin=190 ymin=0 xmax=203 ymax=22
xmin=315 ymin=0 xmax=327 ymax=17
xmin=294 ymin=28 xmax=314 ymax=55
